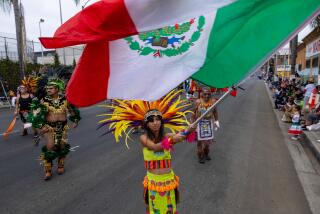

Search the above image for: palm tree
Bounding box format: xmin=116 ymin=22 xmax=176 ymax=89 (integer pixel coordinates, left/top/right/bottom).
xmin=1 ymin=0 xmax=80 ymax=79
xmin=0 ymin=0 xmax=27 ymax=80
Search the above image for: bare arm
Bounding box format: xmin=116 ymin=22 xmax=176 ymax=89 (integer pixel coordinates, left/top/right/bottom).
xmin=140 ymin=134 xmax=163 ymax=152
xmin=166 ymin=133 xmax=185 ymax=144
xmin=191 ymin=99 xmax=200 ymax=122
xmin=212 ymin=98 xmax=218 ymax=121
xmin=212 ymin=107 xmax=218 ymax=121
xmin=67 ymin=102 xmax=81 ymax=125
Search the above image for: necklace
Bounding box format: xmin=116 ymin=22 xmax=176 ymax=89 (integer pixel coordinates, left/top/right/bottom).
xmin=201 ymin=101 xmax=212 ymax=109
xmin=53 ymin=99 xmax=59 ymax=104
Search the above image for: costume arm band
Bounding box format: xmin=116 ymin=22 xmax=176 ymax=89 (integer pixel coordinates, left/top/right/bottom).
xmin=67 ymin=103 xmax=81 ymax=123
xmin=180 ymin=129 xmax=196 ymax=143
xmin=161 ymin=136 xmax=174 ymax=151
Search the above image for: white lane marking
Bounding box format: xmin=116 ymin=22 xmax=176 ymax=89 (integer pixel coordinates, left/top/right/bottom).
xmin=70 ymin=145 xmax=80 ymax=152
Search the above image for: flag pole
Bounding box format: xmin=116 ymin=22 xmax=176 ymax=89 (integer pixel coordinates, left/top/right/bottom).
xmin=190 ymin=88 xmax=231 ymax=127
xmin=190 ymin=69 xmax=257 ymax=128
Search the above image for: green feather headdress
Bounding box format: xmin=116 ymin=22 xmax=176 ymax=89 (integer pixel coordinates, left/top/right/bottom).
xmin=47 ymin=78 xmax=65 ymax=91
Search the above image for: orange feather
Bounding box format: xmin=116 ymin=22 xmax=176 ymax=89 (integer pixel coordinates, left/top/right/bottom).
xmin=3 ymin=117 xmax=17 ymax=138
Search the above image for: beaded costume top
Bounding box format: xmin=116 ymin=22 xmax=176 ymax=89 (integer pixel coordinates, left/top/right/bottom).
xmin=143 ymin=147 xmax=171 ymax=161
xmin=143 ymin=148 xmax=172 ymax=170
xmin=42 ymin=96 xmax=68 ymax=114
xmin=196 ymin=99 xmax=215 ymax=119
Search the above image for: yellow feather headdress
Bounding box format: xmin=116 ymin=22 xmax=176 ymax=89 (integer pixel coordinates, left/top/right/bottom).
xmin=21 ymin=76 xmax=39 ymax=92
xmin=98 ymin=90 xmax=193 ymax=147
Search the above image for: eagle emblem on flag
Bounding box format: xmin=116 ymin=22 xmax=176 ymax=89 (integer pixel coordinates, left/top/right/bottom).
xmin=124 ymin=16 xmax=205 ymax=58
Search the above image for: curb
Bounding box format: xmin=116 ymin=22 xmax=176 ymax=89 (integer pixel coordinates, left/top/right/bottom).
xmin=304 ymin=131 xmax=320 ymax=162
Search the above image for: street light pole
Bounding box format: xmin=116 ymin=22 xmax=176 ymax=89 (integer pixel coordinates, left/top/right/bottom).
xmin=58 ymin=0 xmax=67 ymax=65
xmin=38 ymin=18 xmax=44 ymax=63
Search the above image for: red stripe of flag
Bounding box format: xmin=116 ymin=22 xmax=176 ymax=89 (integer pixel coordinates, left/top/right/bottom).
xmin=66 ymin=42 xmax=110 ymax=107
xmin=40 ymin=0 xmax=137 ymax=49
xmin=42 ymin=0 xmax=139 ymax=107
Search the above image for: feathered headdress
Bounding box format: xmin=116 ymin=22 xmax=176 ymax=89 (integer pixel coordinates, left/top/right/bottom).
xmin=98 ymin=90 xmax=193 ymax=147
xmin=47 ymin=78 xmax=65 ymax=91
xmin=21 ymin=76 xmax=39 ymax=92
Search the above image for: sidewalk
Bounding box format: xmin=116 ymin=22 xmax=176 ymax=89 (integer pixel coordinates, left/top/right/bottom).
xmin=304 ymin=131 xmax=320 ymax=162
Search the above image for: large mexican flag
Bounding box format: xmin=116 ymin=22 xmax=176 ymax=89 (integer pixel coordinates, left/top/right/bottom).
xmin=41 ymin=0 xmax=320 ymax=107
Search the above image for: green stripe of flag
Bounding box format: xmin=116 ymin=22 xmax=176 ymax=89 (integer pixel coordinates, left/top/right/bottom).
xmin=192 ymin=0 xmax=320 ymax=87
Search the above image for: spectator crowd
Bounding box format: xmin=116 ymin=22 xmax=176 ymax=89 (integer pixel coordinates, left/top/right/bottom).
xmin=266 ymin=73 xmax=320 ymax=140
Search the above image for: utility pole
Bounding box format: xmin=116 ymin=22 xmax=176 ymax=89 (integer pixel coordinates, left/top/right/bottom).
xmin=58 ymin=0 xmax=67 ymax=65
xmin=39 ymin=18 xmax=45 ymax=63
xmin=4 ymin=37 xmax=9 ymax=60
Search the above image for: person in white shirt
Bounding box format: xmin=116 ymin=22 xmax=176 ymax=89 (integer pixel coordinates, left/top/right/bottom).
xmin=304 ymin=80 xmax=315 ymax=106
xmin=11 ymin=96 xmax=17 ymax=107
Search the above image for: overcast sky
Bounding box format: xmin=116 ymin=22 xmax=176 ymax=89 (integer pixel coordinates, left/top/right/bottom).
xmin=0 ymin=0 xmax=99 ymax=46
xmin=0 ymin=0 xmax=313 ymax=50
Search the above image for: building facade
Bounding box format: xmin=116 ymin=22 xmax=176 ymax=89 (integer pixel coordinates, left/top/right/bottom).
xmin=296 ymin=28 xmax=320 ymax=82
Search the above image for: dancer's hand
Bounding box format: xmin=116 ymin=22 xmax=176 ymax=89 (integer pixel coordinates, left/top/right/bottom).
xmin=72 ymin=122 xmax=78 ymax=129
xmin=214 ymin=121 xmax=220 ymax=131
xmin=40 ymin=126 xmax=49 ymax=134
xmin=187 ymin=124 xmax=197 ymax=133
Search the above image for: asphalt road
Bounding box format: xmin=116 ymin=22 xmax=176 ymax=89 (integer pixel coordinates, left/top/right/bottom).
xmin=0 ymin=79 xmax=312 ymax=214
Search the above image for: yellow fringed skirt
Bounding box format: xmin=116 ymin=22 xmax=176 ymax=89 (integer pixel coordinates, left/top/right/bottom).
xmin=143 ymin=170 xmax=179 ymax=214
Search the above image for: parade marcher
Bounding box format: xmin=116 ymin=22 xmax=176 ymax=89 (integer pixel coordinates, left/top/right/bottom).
xmin=99 ymin=90 xmax=195 ymax=214
xmin=4 ymin=77 xmax=38 ymax=139
xmin=28 ymin=78 xmax=81 ymax=180
xmin=14 ymin=85 xmax=34 ymax=136
xmin=193 ymin=88 xmax=219 ymax=164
